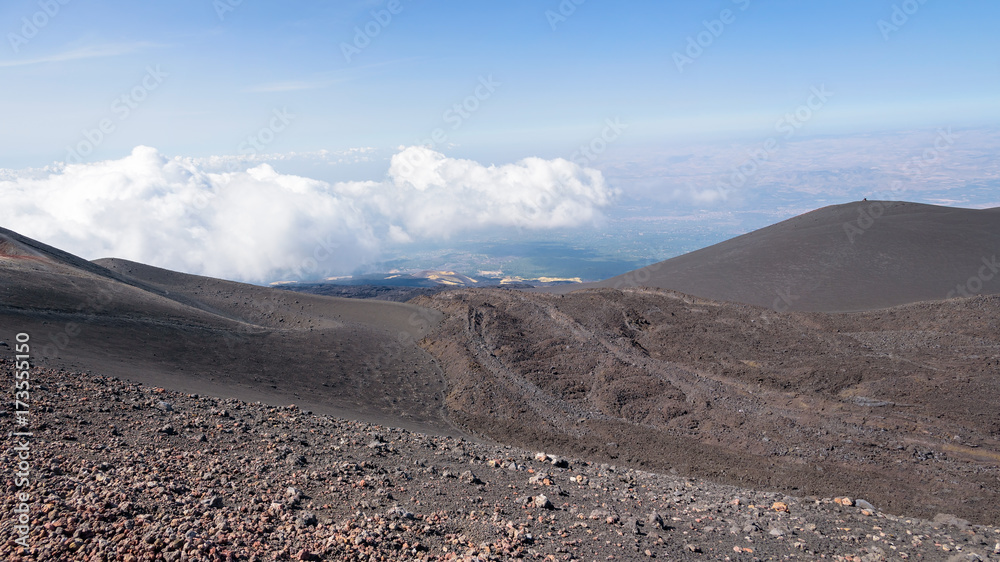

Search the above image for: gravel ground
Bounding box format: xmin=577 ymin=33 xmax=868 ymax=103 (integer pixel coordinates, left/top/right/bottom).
xmin=2 ymin=360 xmax=999 ymax=561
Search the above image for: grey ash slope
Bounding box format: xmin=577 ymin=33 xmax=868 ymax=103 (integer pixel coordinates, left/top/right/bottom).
xmin=93 ymin=258 xmax=441 ymax=339
xmin=580 ymin=201 xmax=1000 ymax=312
xmin=0 ymin=230 xmax=452 ymax=433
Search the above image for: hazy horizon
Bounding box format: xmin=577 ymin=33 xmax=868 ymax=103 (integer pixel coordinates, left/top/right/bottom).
xmin=2 ymin=1 xmax=998 ymax=283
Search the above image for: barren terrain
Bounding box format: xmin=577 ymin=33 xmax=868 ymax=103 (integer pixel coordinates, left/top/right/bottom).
xmin=2 ymin=201 xmax=1000 ymax=559
xmin=4 ymin=362 xmax=998 ymax=561
xmin=0 ymin=226 xmax=452 ymax=434
xmin=416 ymin=287 xmax=1000 ymax=526
xmin=557 ymin=201 xmax=1000 ymax=312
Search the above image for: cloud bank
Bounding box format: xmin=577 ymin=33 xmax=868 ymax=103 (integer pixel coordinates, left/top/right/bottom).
xmin=0 ymin=146 xmax=615 ymax=282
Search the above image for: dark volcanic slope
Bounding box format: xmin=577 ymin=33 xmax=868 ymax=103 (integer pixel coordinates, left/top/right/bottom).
xmin=277 ymin=282 xmax=453 ymax=303
xmin=6 ymin=221 xmax=1000 ymax=536
xmin=0 ymin=229 xmax=452 ymax=433
xmin=577 ymin=201 xmax=1000 ymax=312
xmin=417 ymin=287 xmax=1000 ymax=525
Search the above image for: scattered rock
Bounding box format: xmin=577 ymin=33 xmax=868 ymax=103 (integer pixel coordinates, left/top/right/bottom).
xmin=589 ymin=509 xmax=608 ymax=520
xmin=933 ymin=513 xmax=971 ymax=530
xmin=387 ymin=506 xmax=415 ymax=520
xmin=5 ymin=360 xmax=995 ymax=562
xmin=201 ymin=495 xmax=223 ymax=508
xmin=459 ymin=470 xmax=482 ymax=484
xmin=528 ymin=472 xmax=550 ymax=485
xmin=533 ymin=494 xmax=553 ymax=509
xmin=855 ymin=498 xmax=876 ymax=511
xmin=647 ymin=511 xmax=665 ymax=530
xmin=295 ymin=512 xmax=318 ymax=527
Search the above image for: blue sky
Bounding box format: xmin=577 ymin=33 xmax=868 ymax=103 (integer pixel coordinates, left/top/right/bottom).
xmin=3 ymin=0 xmax=998 ymax=165
xmin=1 ymin=0 xmax=999 ymax=281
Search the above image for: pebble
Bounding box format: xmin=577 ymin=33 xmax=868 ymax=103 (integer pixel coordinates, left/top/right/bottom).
xmin=4 ymin=360 xmax=997 ymax=562
xmin=855 ymin=498 xmax=876 ymax=510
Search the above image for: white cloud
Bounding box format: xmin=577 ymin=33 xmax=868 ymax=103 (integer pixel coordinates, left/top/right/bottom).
xmin=673 ymin=186 xmax=729 ymax=205
xmin=181 ymin=147 xmax=378 ymax=171
xmin=0 ymin=146 xmax=614 ymax=282
xmin=371 ymin=146 xmax=616 ymax=238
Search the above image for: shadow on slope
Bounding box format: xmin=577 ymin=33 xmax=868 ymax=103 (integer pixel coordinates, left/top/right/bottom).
xmin=559 ymin=201 xmax=1000 ymax=312
xmin=0 ymin=227 xmax=453 ymax=434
